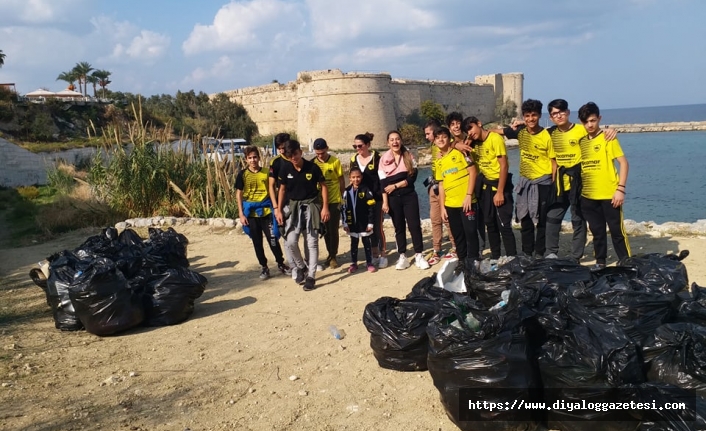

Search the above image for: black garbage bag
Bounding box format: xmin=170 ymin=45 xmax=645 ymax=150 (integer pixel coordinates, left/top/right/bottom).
xmin=406 ymin=275 xmax=453 ymax=301
xmin=569 ymin=272 xmax=676 ymax=345
xmin=539 ymin=290 xmax=646 ymax=431
xmin=524 ymin=258 xmax=593 ymax=286
xmin=427 ymin=294 xmax=540 ymax=431
xmin=675 ymin=283 xmax=706 ymax=325
xmin=630 ymin=383 xmax=706 ymax=431
xmin=117 ymin=228 xmax=144 ymax=248
xmin=73 ymin=227 xmax=121 ymax=260
xmin=642 ymin=323 xmax=706 ymax=396
xmin=362 ymin=296 xmax=438 ymax=371
xmin=143 ymin=267 xmax=207 ymax=326
xmin=620 ymin=252 xmax=689 ymax=294
xmin=44 ymin=251 xmax=84 ymax=331
xmin=143 ymin=227 xmax=190 ymax=269
xmin=463 ymin=270 xmax=513 ymax=308
xmin=68 ymin=257 xmax=145 ymax=336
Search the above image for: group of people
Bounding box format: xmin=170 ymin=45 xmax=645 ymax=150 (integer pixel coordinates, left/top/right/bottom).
xmin=235 ymin=98 xmax=631 ymax=291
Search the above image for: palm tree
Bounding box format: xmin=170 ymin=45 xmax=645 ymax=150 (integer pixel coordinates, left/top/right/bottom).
xmin=0 ymin=49 xmax=5 ymax=68
xmin=72 ymin=61 xmax=93 ymax=96
xmin=56 ymin=71 xmax=78 ymax=91
xmin=86 ymin=74 xmax=99 ymax=98
xmin=92 ymin=69 xmax=112 ymax=98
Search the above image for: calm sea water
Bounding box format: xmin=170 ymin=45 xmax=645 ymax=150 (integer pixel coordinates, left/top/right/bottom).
xmin=415 ymin=130 xmax=706 ymax=224
xmin=562 ymin=103 xmax=706 ymax=126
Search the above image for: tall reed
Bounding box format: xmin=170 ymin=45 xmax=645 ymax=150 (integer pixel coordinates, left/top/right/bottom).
xmin=88 ymin=99 xmax=246 ymax=218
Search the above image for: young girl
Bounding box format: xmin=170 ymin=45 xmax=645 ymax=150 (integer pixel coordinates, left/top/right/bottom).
xmin=351 ymin=132 xmax=387 ymax=268
xmin=378 ymin=131 xmax=429 ymax=271
xmin=342 ymin=167 xmax=377 ymax=273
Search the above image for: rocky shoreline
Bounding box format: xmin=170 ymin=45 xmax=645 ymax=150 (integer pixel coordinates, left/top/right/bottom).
xmin=116 ymin=216 xmax=706 ymax=238
xmin=605 ymin=120 xmax=706 ymax=133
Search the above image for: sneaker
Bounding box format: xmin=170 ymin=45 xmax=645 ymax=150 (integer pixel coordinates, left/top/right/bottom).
xmin=378 ymin=256 xmax=389 ymax=268
xmin=591 ymin=263 xmax=606 ymax=271
xmin=347 ymin=264 xmax=358 ymax=273
xmin=303 ymin=277 xmax=316 ymax=291
xmin=259 ymin=266 xmax=270 ymax=280
xmin=395 ymin=255 xmax=410 ymax=270
xmin=295 ymin=268 xmax=306 ymax=285
xmin=278 ymin=263 xmax=292 ymax=275
xmin=414 ymin=253 xmax=430 ymax=270
xmin=425 ymin=250 xmax=442 ymax=266
xmin=443 ymin=248 xmax=457 ymax=259
xmin=329 ymin=258 xmax=339 ymax=269
xmin=367 ymin=265 xmax=377 ymax=273
xmin=316 ymin=264 xmax=324 ymax=272
xmin=545 ymin=253 xmax=558 ymax=259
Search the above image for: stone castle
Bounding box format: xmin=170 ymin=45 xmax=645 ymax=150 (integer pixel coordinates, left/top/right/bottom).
xmin=223 ymin=69 xmax=523 ymax=150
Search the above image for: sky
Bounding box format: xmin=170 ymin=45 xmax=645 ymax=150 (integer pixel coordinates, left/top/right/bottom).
xmin=0 ymin=0 xmax=704 ymax=109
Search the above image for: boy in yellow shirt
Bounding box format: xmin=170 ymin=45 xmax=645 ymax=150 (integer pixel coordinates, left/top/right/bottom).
xmin=577 ymin=102 xmax=630 ymax=268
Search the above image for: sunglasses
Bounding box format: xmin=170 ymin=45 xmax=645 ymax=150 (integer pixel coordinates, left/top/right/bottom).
xmin=352 ymin=144 xmax=365 ymax=149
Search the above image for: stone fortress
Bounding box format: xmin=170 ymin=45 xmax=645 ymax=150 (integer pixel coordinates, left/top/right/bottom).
xmin=222 ymin=69 xmax=523 ymax=150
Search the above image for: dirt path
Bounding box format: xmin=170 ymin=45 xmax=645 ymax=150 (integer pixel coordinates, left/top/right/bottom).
xmin=1 ymin=225 xmax=704 ymax=430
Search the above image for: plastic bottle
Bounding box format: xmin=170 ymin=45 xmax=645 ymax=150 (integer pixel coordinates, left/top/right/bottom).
xmin=489 ymin=290 xmax=511 ymax=311
xmin=329 ymin=325 xmax=343 ymax=340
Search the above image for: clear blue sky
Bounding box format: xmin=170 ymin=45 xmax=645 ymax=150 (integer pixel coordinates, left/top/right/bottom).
xmin=1 ymin=0 xmax=704 ymax=109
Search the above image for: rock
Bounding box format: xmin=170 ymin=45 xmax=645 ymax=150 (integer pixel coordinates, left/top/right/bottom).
xmin=248 ymin=388 xmax=255 ymax=394
xmin=129 ymin=371 xmax=138 ymax=377
xmin=289 ymin=375 xmax=299 ymax=381
xmin=298 ymin=390 xmax=308 ymax=396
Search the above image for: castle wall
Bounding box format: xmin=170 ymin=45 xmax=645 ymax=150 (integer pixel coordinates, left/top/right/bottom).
xmin=221 ymin=69 xmax=523 ymax=150
xmin=224 ymin=83 xmax=297 ymax=137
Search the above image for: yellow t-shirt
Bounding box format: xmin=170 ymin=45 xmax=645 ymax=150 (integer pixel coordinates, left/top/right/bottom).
xmin=580 ymin=133 xmax=625 ymax=200
xmin=435 ymin=149 xmax=474 ymax=208
xmin=472 ymin=131 xmax=507 ymax=181
xmin=313 ymin=154 xmax=343 ymax=204
xmin=549 ymin=123 xmax=586 ymax=191
xmin=516 ymin=127 xmax=555 ymax=180
xmin=235 ymin=168 xmax=271 ymax=217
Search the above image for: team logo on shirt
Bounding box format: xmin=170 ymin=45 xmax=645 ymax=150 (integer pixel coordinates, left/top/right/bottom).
xmin=570 ymin=140 xmax=578 ymax=146
xmin=358 ymin=192 xmax=366 ymax=199
xmin=287 ymin=173 xmax=294 ymax=178
xmin=485 ymin=148 xmax=490 ymax=155
xmin=368 ymin=163 xmax=374 ymax=170
xmin=593 ymin=144 xmax=601 ymax=152
xmin=306 ymin=173 xmax=313 ymax=180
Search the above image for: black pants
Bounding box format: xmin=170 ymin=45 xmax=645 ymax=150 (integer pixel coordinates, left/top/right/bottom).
xmin=248 ymin=216 xmax=285 ymax=267
xmin=445 ymin=204 xmax=480 ymax=262
xmin=482 ymin=188 xmax=517 ymax=259
xmin=322 ymin=205 xmax=341 ymax=260
xmin=580 ymin=197 xmax=631 ymax=264
xmin=519 ymin=184 xmax=551 ymax=256
xmin=370 ymin=200 xmax=387 ymax=255
xmin=388 ymin=192 xmax=424 ymax=254
xmin=350 ymin=235 xmax=373 ymax=265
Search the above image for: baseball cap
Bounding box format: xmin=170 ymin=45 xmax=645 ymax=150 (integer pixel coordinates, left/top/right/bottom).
xmin=313 ymin=138 xmax=328 ymax=150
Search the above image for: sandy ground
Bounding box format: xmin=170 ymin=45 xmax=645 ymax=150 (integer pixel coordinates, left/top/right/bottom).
xmin=1 ymin=225 xmax=704 ymax=431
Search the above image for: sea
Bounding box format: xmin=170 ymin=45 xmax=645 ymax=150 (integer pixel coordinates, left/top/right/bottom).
xmin=413 ymin=103 xmax=706 ymax=224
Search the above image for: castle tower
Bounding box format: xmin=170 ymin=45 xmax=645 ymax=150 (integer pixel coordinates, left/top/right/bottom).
xmin=296 ymin=70 xmax=397 ymax=150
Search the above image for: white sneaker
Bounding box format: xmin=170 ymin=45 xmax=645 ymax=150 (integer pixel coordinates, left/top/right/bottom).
xmin=316 ymin=264 xmax=324 ymax=272
xmin=414 ymin=253 xmax=430 ymax=270
xmin=395 ymin=255 xmax=410 ymax=270
xmin=545 ymin=253 xmax=558 ymax=259
xmin=378 ymin=256 xmax=388 ymax=268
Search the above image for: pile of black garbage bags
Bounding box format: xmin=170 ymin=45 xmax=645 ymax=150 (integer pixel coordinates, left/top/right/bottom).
xmin=363 ymin=252 xmax=706 ymax=431
xmin=30 ymin=227 xmax=207 ymax=336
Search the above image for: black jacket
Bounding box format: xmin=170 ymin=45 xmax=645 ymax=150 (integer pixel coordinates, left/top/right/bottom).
xmin=341 ymin=184 xmax=376 ymax=234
